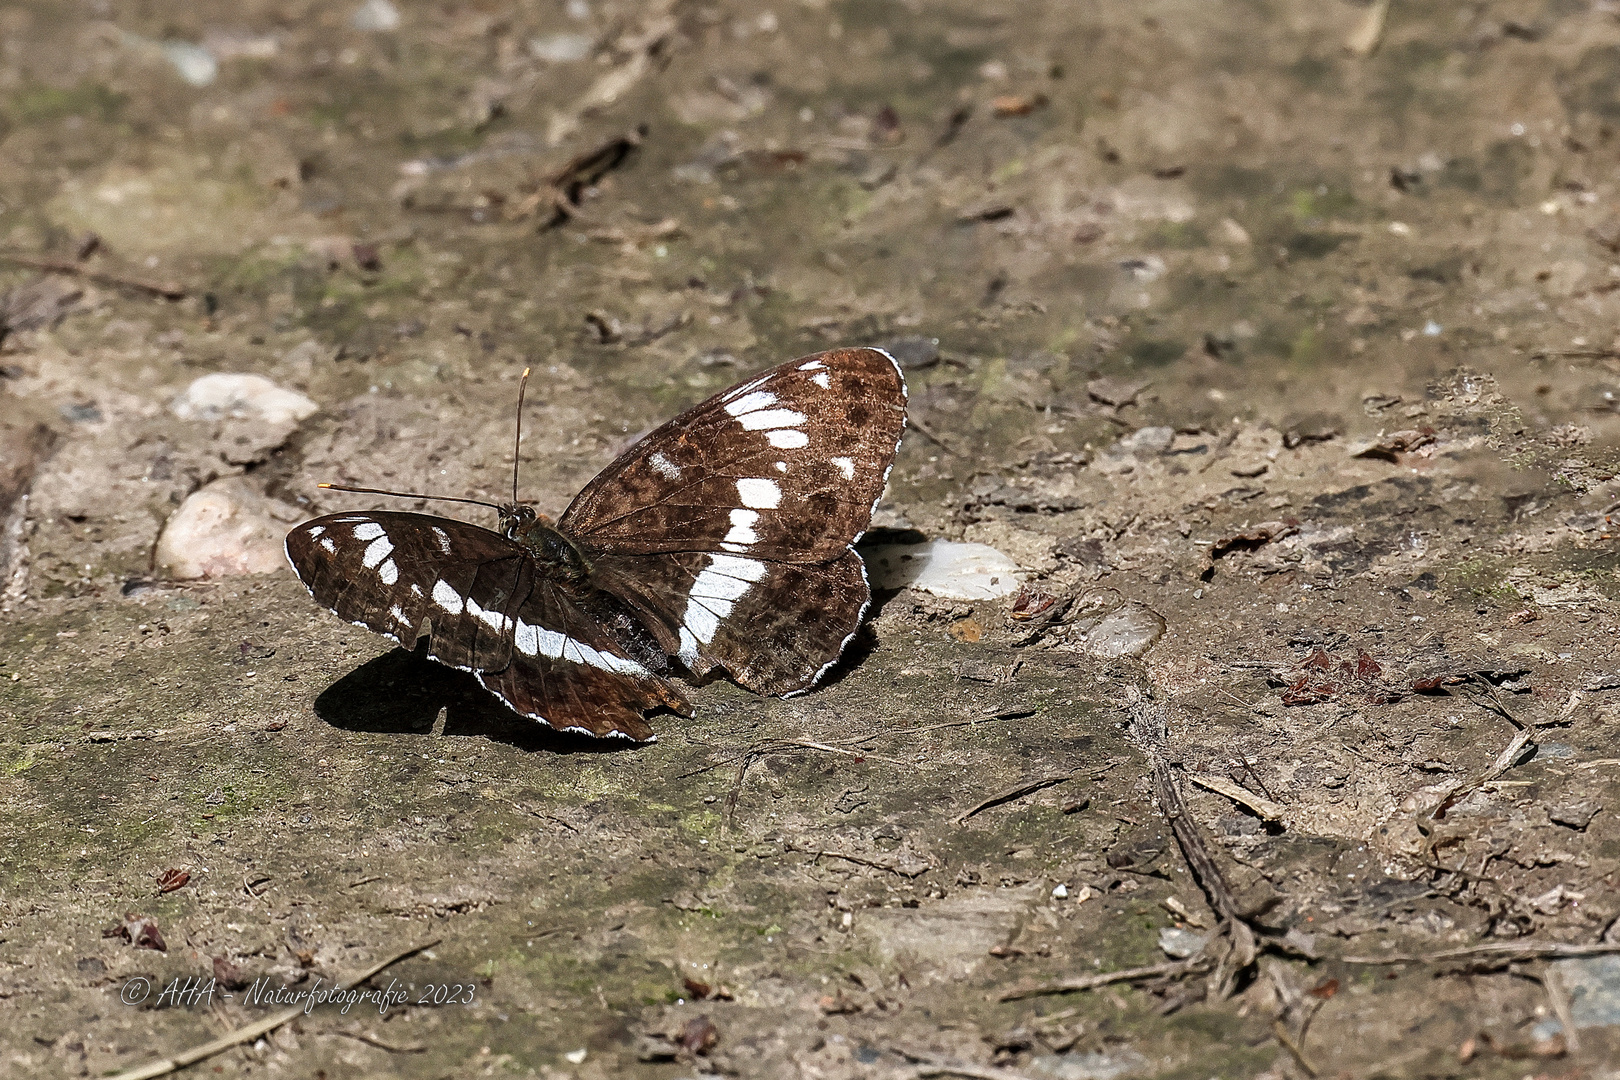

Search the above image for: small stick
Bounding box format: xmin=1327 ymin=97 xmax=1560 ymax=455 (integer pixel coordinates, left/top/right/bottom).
xmin=1344 ymin=0 xmax=1390 ymax=56
xmin=1428 ymin=726 xmax=1534 ymax=824
xmin=891 ymin=1044 xmax=1037 ymax=1080
xmin=1271 ymin=1019 xmax=1318 ymax=1077
xmin=998 ymin=958 xmax=1206 ymax=1001
xmin=789 ymin=845 xmax=927 ymax=877
xmin=326 ymin=1028 xmax=428 ymax=1053
xmin=914 ymin=1064 xmax=1036 ymax=1080
xmin=778 ymin=738 xmax=909 ymax=766
xmin=1189 ymin=773 xmax=1286 ymax=823
xmin=955 ymin=775 xmax=1072 ymax=824
xmin=1540 ymin=962 xmax=1581 ymax=1055
xmin=680 ymin=708 xmax=1035 ymax=779
xmin=838 ymin=707 xmax=1037 ymax=746
xmin=907 ymin=417 xmax=963 ymax=456
xmin=0 ymin=253 xmax=186 ymax=299
xmin=106 ymin=939 xmax=439 ymax=1080
xmin=1339 ymin=941 xmax=1620 ymax=965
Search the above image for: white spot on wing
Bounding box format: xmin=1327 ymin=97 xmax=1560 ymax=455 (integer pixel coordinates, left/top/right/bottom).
xmin=389 ymin=604 xmax=408 ymax=623
xmin=812 ymin=371 xmax=831 ymax=389
xmin=831 ymin=456 xmax=856 ymax=480
xmin=681 ymin=553 xmax=769 ymax=643
xmin=798 ymin=359 xmax=826 ymax=371
xmin=306 ymin=525 xmax=325 ymax=538
xmin=432 ymin=579 xmax=464 ymax=614
xmin=649 ymin=450 xmax=681 ymax=479
xmin=774 ymin=461 xmax=787 ymax=472
xmin=736 ymin=477 xmax=781 ymax=509
xmin=709 ymin=553 xmax=768 ymax=582
xmin=721 ymin=375 xmax=772 ymax=403
xmin=361 ymin=536 xmax=393 ymax=569
xmin=686 ymin=602 xmax=720 ymax=643
xmin=512 ymin=618 xmax=647 ymax=674
xmin=431 ymin=526 xmax=451 ymax=554
xmin=766 ymin=428 xmax=809 ymax=449
xmin=319 ymin=536 xmax=336 ymax=553
xmin=724 ymin=508 xmax=759 ymax=546
xmin=678 ymin=627 xmax=700 ymax=667
xmin=737 ymin=407 xmax=805 ymax=431
xmin=724 ymin=389 xmax=778 ymax=416
xmin=410 ymin=582 xmax=423 ymax=597
xmin=466 ymin=597 xmax=508 ymax=632
xmin=353 ymin=522 xmax=385 ymax=541
xmin=378 ymin=559 xmax=399 ymax=585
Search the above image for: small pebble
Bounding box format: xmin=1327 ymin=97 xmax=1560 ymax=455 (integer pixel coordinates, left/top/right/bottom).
xmin=351 ymin=0 xmax=400 ymax=31
xmin=863 ymin=540 xmax=1023 ymax=600
xmin=1080 ymin=604 xmax=1166 ymax=659
xmin=155 ymin=478 xmax=299 ymax=579
xmin=173 ymin=373 xmax=317 ymax=426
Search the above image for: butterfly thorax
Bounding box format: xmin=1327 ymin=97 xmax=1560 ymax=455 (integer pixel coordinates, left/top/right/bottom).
xmin=499 ymin=505 xmax=590 ymax=584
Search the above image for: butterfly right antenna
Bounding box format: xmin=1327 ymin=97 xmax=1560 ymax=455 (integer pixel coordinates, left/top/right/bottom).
xmin=513 ymin=366 xmax=532 ymax=508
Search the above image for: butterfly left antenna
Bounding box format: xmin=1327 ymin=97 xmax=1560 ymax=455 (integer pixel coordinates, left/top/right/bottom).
xmin=316 ymin=483 xmax=505 ymax=513
xmin=513 ymin=366 xmax=531 ymax=507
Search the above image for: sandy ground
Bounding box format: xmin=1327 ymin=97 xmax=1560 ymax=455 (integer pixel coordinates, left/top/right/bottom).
xmin=6 ymin=1 xmax=1620 ymax=1077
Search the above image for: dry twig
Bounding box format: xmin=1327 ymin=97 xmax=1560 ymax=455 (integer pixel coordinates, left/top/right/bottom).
xmin=106 ymin=939 xmax=439 ymax=1080
xmin=1339 ymin=940 xmax=1620 ymax=965
xmin=0 ymin=253 xmax=186 ymax=299
xmin=998 ymin=959 xmax=1206 ymax=1002
xmin=1189 ymin=773 xmax=1286 ymax=823
xmin=891 ymin=1044 xmax=1037 ymax=1080
xmin=1132 ymin=695 xmax=1258 ymax=997
xmin=786 ymin=842 xmax=930 ymax=878
xmin=1539 ymin=962 xmax=1581 ymax=1056
xmin=954 ymin=775 xmax=1072 ymax=824
xmin=325 ymin=1028 xmax=427 ymax=1053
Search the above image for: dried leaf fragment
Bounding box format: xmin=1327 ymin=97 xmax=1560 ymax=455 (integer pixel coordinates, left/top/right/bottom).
xmin=155 ymin=868 xmax=190 ymax=894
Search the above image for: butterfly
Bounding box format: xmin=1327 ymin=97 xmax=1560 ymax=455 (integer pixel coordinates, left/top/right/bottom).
xmin=285 ymin=347 xmax=908 ymax=741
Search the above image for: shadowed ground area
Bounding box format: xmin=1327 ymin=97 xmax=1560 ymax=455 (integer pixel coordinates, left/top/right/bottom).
xmin=5 ymin=1 xmax=1620 ymax=1077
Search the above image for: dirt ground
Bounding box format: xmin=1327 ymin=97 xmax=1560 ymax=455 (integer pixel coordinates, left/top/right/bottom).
xmin=8 ymin=0 xmax=1620 ymax=1077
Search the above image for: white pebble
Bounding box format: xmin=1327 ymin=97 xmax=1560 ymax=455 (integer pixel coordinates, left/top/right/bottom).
xmin=863 ymin=540 xmax=1023 ymax=600
xmin=173 ymin=373 xmax=317 ymax=426
xmin=351 ymin=0 xmax=400 ymax=31
xmin=156 ymin=478 xmax=299 ymax=579
xmin=1080 ymin=604 xmax=1166 ymax=659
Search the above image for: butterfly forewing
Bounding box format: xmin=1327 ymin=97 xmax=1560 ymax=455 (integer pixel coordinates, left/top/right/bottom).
xmin=557 ymin=347 xmax=906 ymax=695
xmin=286 ymin=512 xmax=531 ymax=670
xmin=285 ymin=511 xmax=687 ymax=739
xmin=558 ymin=347 xmax=906 ymax=562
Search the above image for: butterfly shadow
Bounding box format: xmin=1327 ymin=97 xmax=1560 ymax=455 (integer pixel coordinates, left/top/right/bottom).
xmin=312 ymin=645 xmax=638 ymax=755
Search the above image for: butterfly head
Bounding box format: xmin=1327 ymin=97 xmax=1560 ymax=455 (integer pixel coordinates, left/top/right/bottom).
xmin=498 ymin=503 xmax=542 ymax=539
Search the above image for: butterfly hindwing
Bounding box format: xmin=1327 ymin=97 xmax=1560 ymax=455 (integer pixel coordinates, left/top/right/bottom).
xmin=589 ymin=548 xmax=871 ymax=695
xmin=558 ymin=347 xmax=906 ymax=562
xmin=474 ymin=580 xmax=692 ymax=740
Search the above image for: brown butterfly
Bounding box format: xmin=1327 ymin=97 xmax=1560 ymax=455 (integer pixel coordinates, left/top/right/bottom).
xmin=285 ymin=347 xmax=907 ymax=741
